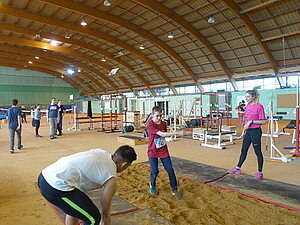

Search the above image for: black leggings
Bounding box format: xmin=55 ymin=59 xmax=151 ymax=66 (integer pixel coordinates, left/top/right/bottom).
xmin=237 ymin=127 xmax=264 ymax=172
xmin=35 ymin=120 xmax=40 ymax=136
xmin=37 ymin=173 xmax=101 ymax=225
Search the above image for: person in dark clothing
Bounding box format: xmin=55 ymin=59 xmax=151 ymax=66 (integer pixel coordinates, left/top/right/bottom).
xmin=57 ymin=100 xmax=66 ymax=136
xmin=6 ymin=99 xmax=23 ymax=153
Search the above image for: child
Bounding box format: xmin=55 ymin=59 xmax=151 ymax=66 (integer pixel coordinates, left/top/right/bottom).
xmin=146 ymin=106 xmax=184 ymax=198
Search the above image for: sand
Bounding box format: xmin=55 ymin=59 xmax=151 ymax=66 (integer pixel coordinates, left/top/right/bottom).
xmin=116 ymin=164 xmax=300 ymax=225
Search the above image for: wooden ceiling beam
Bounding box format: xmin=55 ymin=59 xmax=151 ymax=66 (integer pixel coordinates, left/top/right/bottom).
xmin=39 ymin=0 xmax=193 ymax=92
xmin=0 ymin=35 xmax=116 ymax=91
xmin=240 ymin=0 xmax=281 ymax=14
xmin=222 ymin=0 xmax=278 ymax=74
xmin=0 ymin=44 xmax=107 ymax=93
xmin=132 ymin=0 xmax=236 ymax=91
xmin=0 ymin=51 xmax=97 ymax=93
xmin=0 ymin=5 xmax=158 ymax=95
xmin=0 ymin=61 xmax=89 ymax=95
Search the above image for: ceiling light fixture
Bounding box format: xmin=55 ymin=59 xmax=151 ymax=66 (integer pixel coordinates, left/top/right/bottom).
xmin=101 ymin=58 xmax=107 ymax=62
xmin=34 ymin=56 xmax=39 ymax=59
xmin=50 ymin=40 xmax=57 ymax=46
xmin=65 ymin=30 xmax=70 ymax=39
xmin=119 ymin=49 xmax=124 ymax=55
xmin=208 ymin=16 xmax=215 ymax=24
xmin=103 ymin=0 xmax=111 ymax=7
xmin=77 ymin=69 xmax=81 ymax=72
xmin=28 ymin=61 xmax=33 ymax=64
xmin=139 ymin=43 xmax=145 ymax=50
xmin=167 ymin=32 xmax=174 ymax=39
xmin=67 ymin=69 xmax=75 ymax=75
xmin=81 ymin=17 xmax=87 ymax=26
xmin=35 ymin=32 xmax=41 ymax=38
xmin=61 ymin=74 xmax=65 ymax=78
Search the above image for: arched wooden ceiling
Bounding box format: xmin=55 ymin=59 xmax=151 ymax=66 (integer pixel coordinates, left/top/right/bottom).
xmin=0 ymin=0 xmax=299 ymax=97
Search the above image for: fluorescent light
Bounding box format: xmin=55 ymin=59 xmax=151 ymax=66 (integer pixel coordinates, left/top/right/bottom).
xmin=28 ymin=61 xmax=33 ymax=64
xmin=101 ymin=58 xmax=107 ymax=62
xmin=167 ymin=32 xmax=174 ymax=38
xmin=104 ymin=0 xmax=111 ymax=7
xmin=34 ymin=56 xmax=39 ymax=59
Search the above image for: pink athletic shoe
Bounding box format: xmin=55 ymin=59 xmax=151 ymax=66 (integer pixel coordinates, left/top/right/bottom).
xmin=228 ymin=167 xmax=241 ymax=174
xmin=253 ymin=172 xmax=263 ymax=180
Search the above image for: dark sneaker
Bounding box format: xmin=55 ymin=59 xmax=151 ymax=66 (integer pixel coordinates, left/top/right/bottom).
xmin=10 ymin=149 xmax=15 ymax=154
xmin=17 ymin=145 xmax=23 ymax=150
xmin=172 ymin=191 xmax=181 ymax=199
xmin=57 ymin=134 xmax=62 ymax=136
xmin=35 ymin=135 xmax=42 ymax=138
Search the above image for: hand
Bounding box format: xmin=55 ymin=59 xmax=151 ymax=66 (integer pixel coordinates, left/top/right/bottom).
xmin=244 ymin=120 xmax=252 ymax=130
xmin=240 ymin=133 xmax=245 ymax=139
xmin=16 ymin=125 xmax=20 ymax=130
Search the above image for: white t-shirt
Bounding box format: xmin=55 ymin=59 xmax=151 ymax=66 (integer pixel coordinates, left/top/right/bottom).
xmin=42 ymin=149 xmax=116 ymax=192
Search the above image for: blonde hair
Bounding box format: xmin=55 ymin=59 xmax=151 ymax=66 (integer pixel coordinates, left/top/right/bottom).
xmin=246 ymin=90 xmax=259 ymax=102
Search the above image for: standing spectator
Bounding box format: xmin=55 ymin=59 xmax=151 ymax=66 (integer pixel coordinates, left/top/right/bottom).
xmin=46 ymin=98 xmax=59 ymax=139
xmin=34 ymin=104 xmax=42 ymax=138
xmin=6 ymin=99 xmax=23 ymax=153
xmin=30 ymin=105 xmax=36 ymax=127
xmin=228 ymin=90 xmax=266 ymax=180
xmin=146 ymin=106 xmax=185 ymax=199
xmin=21 ymin=104 xmax=27 ymax=123
xmin=57 ymin=100 xmax=66 ymax=136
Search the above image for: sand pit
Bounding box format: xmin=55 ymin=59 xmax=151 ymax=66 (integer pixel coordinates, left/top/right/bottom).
xmin=116 ymin=164 xmax=300 ymax=225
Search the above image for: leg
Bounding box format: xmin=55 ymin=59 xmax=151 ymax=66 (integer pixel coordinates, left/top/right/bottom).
xmin=149 ymin=157 xmax=159 ymax=187
xmin=161 ymin=156 xmax=178 ymax=192
xmin=237 ymin=130 xmax=252 ymax=168
xmin=250 ymin=128 xmax=264 ymax=172
xmin=8 ymin=128 xmax=15 ymax=150
xmin=38 ymin=173 xmax=101 ymax=225
xmin=35 ymin=120 xmax=40 ymax=136
xmin=16 ymin=127 xmax=22 ymax=149
xmin=65 ymin=215 xmax=79 ymax=225
xmin=57 ymin=122 xmax=62 ymax=135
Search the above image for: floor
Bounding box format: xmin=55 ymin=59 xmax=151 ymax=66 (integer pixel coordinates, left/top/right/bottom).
xmin=0 ymin=115 xmax=299 ymax=224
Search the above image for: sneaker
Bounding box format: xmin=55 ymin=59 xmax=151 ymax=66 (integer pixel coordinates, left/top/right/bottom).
xmin=149 ymin=183 xmax=156 ymax=194
xmin=228 ymin=167 xmax=241 ymax=174
xmin=172 ymin=191 xmax=181 ymax=199
xmin=17 ymin=145 xmax=23 ymax=150
xmin=57 ymin=134 xmax=62 ymax=136
xmin=10 ymin=149 xmax=15 ymax=154
xmin=35 ymin=135 xmax=42 ymax=138
xmin=253 ymin=172 xmax=263 ymax=180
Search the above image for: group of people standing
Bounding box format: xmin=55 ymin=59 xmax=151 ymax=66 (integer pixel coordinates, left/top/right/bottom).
xmin=6 ymin=97 xmax=67 ymax=153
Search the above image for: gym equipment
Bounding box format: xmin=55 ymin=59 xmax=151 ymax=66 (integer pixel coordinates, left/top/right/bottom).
xmin=264 ymin=98 xmax=291 ymax=163
xmin=200 ymin=116 xmax=235 ymax=149
xmin=121 ymin=125 xmax=134 ymax=133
